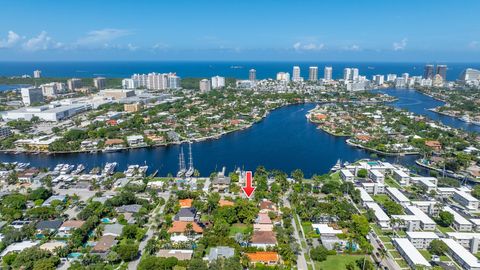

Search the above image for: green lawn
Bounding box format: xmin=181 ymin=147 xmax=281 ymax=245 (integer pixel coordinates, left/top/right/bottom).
xmin=395 ymin=259 xmax=409 ymax=268
xmin=229 ymin=223 xmax=249 ymax=236
xmin=437 ymin=225 xmax=454 ymax=233
xmin=379 ymin=236 xmax=391 ymax=242
xmin=385 ymin=177 xmax=401 ymax=188
xmin=419 ymin=250 xmax=432 ymax=260
xmin=315 ymin=255 xmax=369 ymax=270
xmin=389 ymin=251 xmax=401 ymax=259
xmin=384 ymin=242 xmax=394 ymax=250
xmin=302 ymin=221 xmax=320 ymax=239
xmin=373 ymin=194 xmax=392 ymax=205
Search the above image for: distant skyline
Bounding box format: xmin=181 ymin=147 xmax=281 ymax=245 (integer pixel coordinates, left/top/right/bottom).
xmin=1 ymin=0 xmax=480 ymax=62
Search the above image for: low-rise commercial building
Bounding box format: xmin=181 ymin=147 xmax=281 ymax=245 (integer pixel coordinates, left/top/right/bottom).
xmin=3 ymin=104 xmax=90 ymax=122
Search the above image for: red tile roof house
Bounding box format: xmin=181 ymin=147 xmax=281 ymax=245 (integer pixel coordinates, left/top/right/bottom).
xmin=168 ymin=221 xmax=203 ymax=241
xmin=256 ymin=213 xmax=272 ymax=224
xmin=259 ymin=199 xmax=277 ymax=213
xmin=246 ymin=251 xmax=280 ymax=266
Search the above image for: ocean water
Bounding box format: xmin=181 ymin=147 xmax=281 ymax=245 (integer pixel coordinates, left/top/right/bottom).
xmin=0 ymin=61 xmax=478 ymax=81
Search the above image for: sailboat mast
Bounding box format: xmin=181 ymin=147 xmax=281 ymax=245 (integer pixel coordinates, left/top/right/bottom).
xmin=188 ymin=143 xmax=193 ymax=170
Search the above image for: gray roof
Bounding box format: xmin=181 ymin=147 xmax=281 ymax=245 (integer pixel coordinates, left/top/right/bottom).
xmin=115 ymin=204 xmax=142 ymax=213
xmin=208 ymin=246 xmax=235 ymax=262
xmin=103 ymin=223 xmax=124 ymax=236
xmin=174 ymin=208 xmax=196 ymax=221
xmin=212 ymin=176 xmax=231 ymax=185
xmin=36 ymin=220 xmax=63 ymax=230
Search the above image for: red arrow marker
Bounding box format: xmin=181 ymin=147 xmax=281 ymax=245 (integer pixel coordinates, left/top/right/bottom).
xmin=242 ymin=171 xmax=255 ymax=198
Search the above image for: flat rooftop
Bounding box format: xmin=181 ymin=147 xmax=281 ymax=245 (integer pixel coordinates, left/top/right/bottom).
xmin=442 ymin=238 xmax=480 ymax=268
xmin=392 ymin=238 xmax=431 ymax=267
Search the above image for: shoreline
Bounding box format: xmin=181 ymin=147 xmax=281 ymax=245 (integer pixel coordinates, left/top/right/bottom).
xmin=0 ymin=102 xmax=297 ymax=156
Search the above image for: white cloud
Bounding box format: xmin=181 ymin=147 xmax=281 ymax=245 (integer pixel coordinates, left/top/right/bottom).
xmin=75 ymin=28 xmax=131 ymax=47
xmin=0 ymin=31 xmax=21 ymax=48
xmin=293 ymin=42 xmax=324 ymax=51
xmin=344 ymin=44 xmax=361 ymax=51
xmin=22 ymin=31 xmax=61 ymax=51
xmin=469 ymin=41 xmax=479 ymax=49
xmin=127 ymin=43 xmax=138 ymax=51
xmin=152 ymin=42 xmax=169 ymax=50
xmin=393 ymin=38 xmax=407 ymax=51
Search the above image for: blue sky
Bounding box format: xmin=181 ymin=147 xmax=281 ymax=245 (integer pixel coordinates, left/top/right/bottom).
xmin=1 ymin=0 xmax=479 ymax=61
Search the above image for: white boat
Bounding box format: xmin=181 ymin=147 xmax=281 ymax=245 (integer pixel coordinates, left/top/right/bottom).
xmin=330 ymin=159 xmax=342 ymax=172
xmin=124 ymin=165 xmax=139 ymax=178
xmin=138 ymin=165 xmax=148 ymax=176
xmin=60 ymin=164 xmax=74 ymax=175
xmin=72 ymin=164 xmax=85 ymax=175
xmin=460 ymin=115 xmax=472 ymax=123
xmin=103 ymin=146 xmax=122 ymax=153
xmin=53 ymin=164 xmax=65 ymax=174
xmin=103 ymin=162 xmax=117 ymax=175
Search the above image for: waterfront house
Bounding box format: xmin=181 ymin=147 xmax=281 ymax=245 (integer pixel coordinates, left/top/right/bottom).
xmin=425 ymin=140 xmax=442 ymax=151
xmin=104 ymin=138 xmax=124 ymax=147
xmin=211 ymin=174 xmax=231 ymax=193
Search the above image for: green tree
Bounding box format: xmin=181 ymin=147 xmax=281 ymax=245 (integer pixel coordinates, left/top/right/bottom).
xmin=310 ymin=245 xmax=329 ymax=262
xmin=357 ymin=169 xmax=367 ymax=178
xmin=115 ymin=242 xmax=138 ymax=262
xmin=428 ymin=239 xmax=448 ymax=255
xmin=437 ymin=211 xmax=454 ymax=227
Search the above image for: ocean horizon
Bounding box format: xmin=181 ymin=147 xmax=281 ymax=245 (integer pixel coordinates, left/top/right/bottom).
xmin=1 ymin=61 xmax=479 ymax=81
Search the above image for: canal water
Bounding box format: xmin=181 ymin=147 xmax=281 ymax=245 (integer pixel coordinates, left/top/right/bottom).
xmin=0 ymin=89 xmax=473 ymax=176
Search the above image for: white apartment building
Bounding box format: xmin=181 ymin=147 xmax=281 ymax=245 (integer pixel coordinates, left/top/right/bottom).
xmin=386 ymin=187 xmax=410 ymax=205
xmin=392 ymin=238 xmax=431 ymax=269
xmin=406 ymin=231 xmax=439 ymax=249
xmin=453 ymin=190 xmax=480 ymax=210
xmin=365 ymin=202 xmax=390 ymax=229
xmin=199 ymin=79 xmax=211 ymax=92
xmin=442 ymin=238 xmax=480 ymax=270
xmin=340 ymin=169 xmax=354 ymax=182
xmin=324 ymin=67 xmax=332 ymax=81
xmin=447 ymin=232 xmax=480 ymax=254
xmin=292 ymin=66 xmax=301 ymax=82
xmin=308 ymin=66 xmax=318 ymax=81
xmin=211 ymin=76 xmax=225 ymax=89
xmin=444 ymin=206 xmax=473 ymax=232
xmin=393 ymin=169 xmax=410 ymax=185
xmin=368 ymin=169 xmax=385 ymax=183
xmin=21 ymin=87 xmax=43 ymax=106
xmin=361 ymin=182 xmax=385 ymax=195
